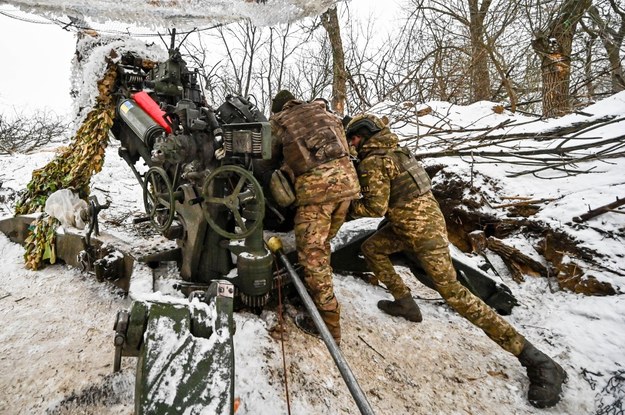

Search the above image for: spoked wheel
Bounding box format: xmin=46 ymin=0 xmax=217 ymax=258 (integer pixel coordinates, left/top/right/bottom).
xmin=142 ymin=166 xmax=175 ymax=233
xmin=202 ymin=165 xmax=265 ymax=239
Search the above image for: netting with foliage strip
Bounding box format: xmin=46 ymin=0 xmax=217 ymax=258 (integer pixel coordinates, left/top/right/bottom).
xmin=15 ymin=64 xmax=117 ymax=269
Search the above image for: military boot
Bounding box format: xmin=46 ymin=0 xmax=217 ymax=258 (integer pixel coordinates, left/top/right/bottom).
xmin=518 ymin=341 xmax=568 ymax=408
xmin=295 ymin=311 xmax=341 ymax=345
xmin=377 ymin=294 xmax=422 ymax=322
xmin=295 ymin=313 xmax=321 ymax=339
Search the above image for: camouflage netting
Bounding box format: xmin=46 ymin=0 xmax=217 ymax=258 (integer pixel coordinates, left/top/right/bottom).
xmin=23 ymin=216 xmax=59 ymax=270
xmin=3 ymin=0 xmax=341 ymax=28
xmin=16 ymin=63 xmax=117 ymax=269
xmin=15 ymin=64 xmax=117 ymax=215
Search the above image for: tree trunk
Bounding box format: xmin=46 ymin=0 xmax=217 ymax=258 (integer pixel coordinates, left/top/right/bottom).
xmin=583 ymin=35 xmax=596 ymax=98
xmin=587 ymin=4 xmax=625 ymax=93
xmin=321 ymin=6 xmax=347 ymax=116
xmin=468 ymin=0 xmax=492 ymax=102
xmin=532 ymin=0 xmax=591 ymax=118
xmin=606 ymin=41 xmax=625 ymax=92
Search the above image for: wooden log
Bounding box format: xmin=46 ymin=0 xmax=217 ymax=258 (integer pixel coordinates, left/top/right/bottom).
xmin=573 ymin=197 xmax=625 ymax=222
xmin=486 ymin=237 xmax=549 ymax=283
xmin=492 ymin=197 xmax=558 ymax=209
xmin=468 ymin=230 xmax=487 ymax=253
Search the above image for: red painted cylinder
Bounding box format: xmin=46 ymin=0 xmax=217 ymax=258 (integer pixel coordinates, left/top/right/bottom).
xmin=132 ymin=91 xmax=172 ymax=133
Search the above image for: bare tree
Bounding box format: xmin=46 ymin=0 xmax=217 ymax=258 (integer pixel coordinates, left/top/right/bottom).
xmin=360 ymin=0 xmax=524 ymax=110
xmin=583 ymin=0 xmax=625 ymax=93
xmin=183 ymin=18 xmax=326 ymax=113
xmin=214 ymin=21 xmax=265 ymax=97
xmin=530 ymin=0 xmax=592 ymax=117
xmin=263 ymin=23 xmax=317 ymax=110
xmin=467 ymin=0 xmax=492 ymax=101
xmin=321 ymin=6 xmax=348 ymax=115
xmin=0 ymin=111 xmax=69 ymax=155
xmin=171 ymin=0 xmax=618 ymax=120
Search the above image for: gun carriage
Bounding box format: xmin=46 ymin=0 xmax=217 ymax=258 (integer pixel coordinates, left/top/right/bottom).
xmin=111 ymin=35 xmax=284 ymax=308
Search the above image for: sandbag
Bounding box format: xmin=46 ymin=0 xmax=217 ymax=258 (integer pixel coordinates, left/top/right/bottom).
xmin=44 ymin=189 xmax=89 ymax=229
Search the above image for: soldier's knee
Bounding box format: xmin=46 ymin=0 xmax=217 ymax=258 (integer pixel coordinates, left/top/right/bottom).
xmin=419 ymin=236 xmax=449 ymax=252
xmin=438 ymin=281 xmax=486 ymax=320
xmin=319 ymin=295 xmax=340 ymax=313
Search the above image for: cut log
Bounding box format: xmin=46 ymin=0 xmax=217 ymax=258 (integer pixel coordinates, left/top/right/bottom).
xmin=485 ymin=237 xmax=549 ymax=283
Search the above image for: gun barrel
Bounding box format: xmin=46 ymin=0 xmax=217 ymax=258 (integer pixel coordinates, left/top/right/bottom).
xmin=266 ymin=236 xmax=376 ymax=415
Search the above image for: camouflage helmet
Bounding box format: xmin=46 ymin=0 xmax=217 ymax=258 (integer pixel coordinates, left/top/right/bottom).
xmin=345 ymin=114 xmax=386 ymax=140
xmin=272 ymin=89 xmax=296 ymax=113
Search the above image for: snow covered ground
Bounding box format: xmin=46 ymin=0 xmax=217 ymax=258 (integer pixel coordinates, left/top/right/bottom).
xmin=1 ymin=92 xmax=624 ymax=414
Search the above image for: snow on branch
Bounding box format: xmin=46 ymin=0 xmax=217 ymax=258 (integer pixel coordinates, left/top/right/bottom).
xmin=382 ymin=99 xmax=625 ymax=179
xmin=3 ymin=0 xmax=340 ymax=28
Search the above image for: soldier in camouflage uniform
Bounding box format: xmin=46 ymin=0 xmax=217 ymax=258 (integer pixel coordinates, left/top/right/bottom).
xmin=269 ymin=90 xmax=360 ymax=344
xmin=345 ymin=114 xmax=567 ymax=408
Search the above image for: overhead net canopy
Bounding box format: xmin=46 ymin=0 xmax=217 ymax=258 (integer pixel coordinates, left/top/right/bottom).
xmin=3 ymin=0 xmax=340 ymax=28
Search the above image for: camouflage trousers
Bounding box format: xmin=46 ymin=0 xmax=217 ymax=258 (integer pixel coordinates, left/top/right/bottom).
xmin=294 ymin=200 xmax=351 ymax=342
xmin=361 ymin=192 xmax=526 ymax=356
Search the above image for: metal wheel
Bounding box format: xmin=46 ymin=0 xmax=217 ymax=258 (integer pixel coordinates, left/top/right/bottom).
xmin=142 ymin=166 xmax=175 ymax=233
xmin=202 ymin=165 xmax=265 ymax=239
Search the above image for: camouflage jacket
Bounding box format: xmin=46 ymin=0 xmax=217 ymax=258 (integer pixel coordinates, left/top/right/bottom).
xmin=349 ymin=127 xmax=429 ymax=221
xmin=270 ymin=106 xmax=360 ymax=206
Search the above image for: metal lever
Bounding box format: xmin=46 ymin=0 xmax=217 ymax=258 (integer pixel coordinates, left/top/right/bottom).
xmin=266 ymin=236 xmax=376 ymax=415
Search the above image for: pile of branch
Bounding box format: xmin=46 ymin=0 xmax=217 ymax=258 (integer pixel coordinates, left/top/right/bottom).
xmin=431 ymin=171 xmax=621 ymax=297
xmin=0 ymin=111 xmax=69 ymax=155
xmin=400 ymin=114 xmax=625 ymax=178
xmin=468 ymin=230 xmax=616 ymax=296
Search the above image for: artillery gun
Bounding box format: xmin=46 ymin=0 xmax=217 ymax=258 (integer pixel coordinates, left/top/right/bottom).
xmin=0 ymin=35 xmax=278 ymax=412
xmin=110 ymin=33 xmax=280 ymax=308
xmin=105 ymin=33 xmax=292 ymax=413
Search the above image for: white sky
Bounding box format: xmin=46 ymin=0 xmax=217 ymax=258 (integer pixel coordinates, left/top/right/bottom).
xmin=0 ymin=7 xmax=76 ymax=116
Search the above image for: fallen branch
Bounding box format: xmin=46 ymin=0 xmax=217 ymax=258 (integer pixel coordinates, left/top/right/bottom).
xmin=469 ymin=231 xmax=548 ymax=283
xmin=573 ymin=197 xmax=625 ymax=223
xmin=489 ymin=237 xmax=549 ymax=281
xmin=358 ymin=335 xmax=385 ymax=359
xmin=492 ymin=197 xmax=558 ymax=209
